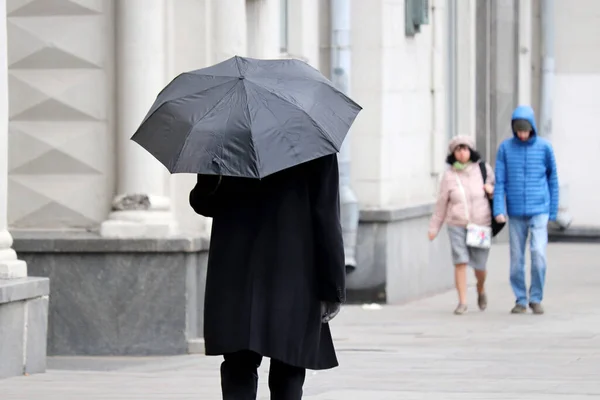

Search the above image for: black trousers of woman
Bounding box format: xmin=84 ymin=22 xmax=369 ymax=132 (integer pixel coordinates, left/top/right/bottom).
xmin=221 ymin=350 xmax=306 ymax=400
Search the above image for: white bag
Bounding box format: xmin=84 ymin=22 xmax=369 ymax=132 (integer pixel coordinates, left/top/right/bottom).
xmin=455 ymin=172 xmax=492 ymax=249
xmin=465 ymin=223 xmax=492 ymax=249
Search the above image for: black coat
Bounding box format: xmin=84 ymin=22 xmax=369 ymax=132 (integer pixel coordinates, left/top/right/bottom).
xmin=189 ymin=154 xmax=345 ymax=370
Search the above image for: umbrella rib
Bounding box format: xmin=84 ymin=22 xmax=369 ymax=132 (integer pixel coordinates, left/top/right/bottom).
xmin=245 ymin=80 xmax=339 ymax=151
xmin=149 ymin=78 xmax=240 ymax=115
xmin=234 ymin=56 xmax=243 ymax=76
xmin=241 ymin=81 xmax=261 ymax=178
xmin=305 ymin=81 xmax=362 ymax=130
xmin=249 ymin=78 xmax=362 ymax=136
xmin=311 ymin=80 xmax=362 ymax=110
xmin=187 ymin=69 xmax=241 ymax=79
xmin=245 ymin=83 xmax=303 ymax=170
xmin=250 ymin=77 xmax=362 ymax=111
xmin=154 ymin=71 xmax=236 ymax=101
xmin=171 ymin=81 xmax=242 ymax=172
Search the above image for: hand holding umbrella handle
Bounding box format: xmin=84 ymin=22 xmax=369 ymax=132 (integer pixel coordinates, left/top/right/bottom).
xmin=321 ymin=302 xmax=341 ymax=323
xmin=195 ymin=174 xmax=222 ymax=196
xmin=208 ymin=175 xmax=222 ymax=195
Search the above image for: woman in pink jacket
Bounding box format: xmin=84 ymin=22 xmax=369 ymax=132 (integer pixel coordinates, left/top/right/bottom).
xmin=428 ymin=136 xmax=495 ymax=315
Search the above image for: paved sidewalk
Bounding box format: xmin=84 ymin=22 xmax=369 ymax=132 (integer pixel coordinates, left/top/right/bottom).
xmin=1 ymin=243 xmax=600 ymax=399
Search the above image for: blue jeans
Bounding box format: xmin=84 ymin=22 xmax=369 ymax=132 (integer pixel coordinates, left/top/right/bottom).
xmin=508 ymin=214 xmax=549 ymax=306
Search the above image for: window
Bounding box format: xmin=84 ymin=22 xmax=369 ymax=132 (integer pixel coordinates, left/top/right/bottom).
xmin=405 ymin=0 xmax=430 ymax=36
xmin=280 ymin=0 xmax=288 ymax=53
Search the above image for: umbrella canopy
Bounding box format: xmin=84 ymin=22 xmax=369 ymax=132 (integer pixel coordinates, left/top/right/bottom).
xmin=131 ymin=56 xmax=362 ymax=178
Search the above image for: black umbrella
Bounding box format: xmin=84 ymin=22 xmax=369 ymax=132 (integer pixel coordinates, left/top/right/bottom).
xmin=131 ymin=56 xmax=362 ymax=179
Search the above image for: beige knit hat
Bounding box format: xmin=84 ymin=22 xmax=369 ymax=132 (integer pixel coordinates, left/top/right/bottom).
xmin=448 ymin=135 xmax=475 ymax=154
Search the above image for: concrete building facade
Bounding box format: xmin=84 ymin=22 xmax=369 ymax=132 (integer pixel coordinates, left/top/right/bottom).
xmin=549 ymin=0 xmax=600 ymax=228
xmin=476 ymin=0 xmax=597 ymax=232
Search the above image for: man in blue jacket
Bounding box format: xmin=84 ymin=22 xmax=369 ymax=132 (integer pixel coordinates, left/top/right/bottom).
xmin=494 ymin=105 xmax=559 ymax=315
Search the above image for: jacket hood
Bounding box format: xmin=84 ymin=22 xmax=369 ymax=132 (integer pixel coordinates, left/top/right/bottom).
xmin=511 ymin=105 xmax=538 ymax=138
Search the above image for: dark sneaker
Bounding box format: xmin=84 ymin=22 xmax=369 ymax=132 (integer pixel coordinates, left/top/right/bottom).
xmin=511 ymin=304 xmax=527 ymax=314
xmin=454 ymin=304 xmax=468 ymax=315
xmin=529 ymin=303 xmax=544 ymax=315
xmin=478 ymin=293 xmax=488 ymax=311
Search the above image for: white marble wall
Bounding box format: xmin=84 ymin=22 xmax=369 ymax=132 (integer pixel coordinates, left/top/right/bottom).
xmin=287 ymin=0 xmax=320 ymax=66
xmin=455 ymin=0 xmax=477 ymax=139
xmin=4 ymin=0 xmax=294 ymax=234
xmin=6 ymin=0 xmax=114 ymax=229
xmin=4 ymin=0 xmax=481 ymax=232
xmin=552 ymin=0 xmax=600 ymax=226
xmin=349 ymin=0 xmax=477 ymax=209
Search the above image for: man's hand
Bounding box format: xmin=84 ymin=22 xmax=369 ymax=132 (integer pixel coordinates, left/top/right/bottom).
xmin=495 ymin=214 xmax=506 ymax=223
xmin=484 ymin=184 xmax=494 ymax=196
xmin=428 ymin=231 xmax=437 ymax=241
xmin=321 ymin=302 xmax=341 ymax=323
xmin=194 ymin=174 xmax=222 ymax=196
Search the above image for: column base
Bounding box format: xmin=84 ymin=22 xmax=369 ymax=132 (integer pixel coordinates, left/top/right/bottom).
xmin=0 ymin=259 xmax=27 ymax=279
xmin=100 ymin=210 xmax=177 ymax=238
xmin=0 ymin=231 xmax=28 ymax=279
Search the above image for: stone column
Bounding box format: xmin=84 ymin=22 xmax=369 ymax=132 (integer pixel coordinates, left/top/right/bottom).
xmin=246 ymin=0 xmax=280 ymax=59
xmin=212 ymin=0 xmax=247 ymax=63
xmin=517 ymin=0 xmax=533 ymax=105
xmin=100 ymin=0 xmax=176 ymax=238
xmin=456 ymin=0 xmax=477 ymax=138
xmin=0 ymin=0 xmax=26 ymax=279
xmin=288 ymin=0 xmax=320 ymax=66
xmin=475 ymin=0 xmax=518 ymax=164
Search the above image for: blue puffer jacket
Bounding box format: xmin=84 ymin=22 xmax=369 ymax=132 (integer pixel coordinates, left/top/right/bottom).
xmin=493 ymin=106 xmax=559 ymax=220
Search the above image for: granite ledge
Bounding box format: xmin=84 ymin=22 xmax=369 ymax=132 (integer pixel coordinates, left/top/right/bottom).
xmin=549 ymin=226 xmax=600 ymax=243
xmin=359 ymin=203 xmax=434 ymax=223
xmin=11 ymin=231 xmax=210 ymax=253
xmin=0 ymin=277 xmax=50 ymax=305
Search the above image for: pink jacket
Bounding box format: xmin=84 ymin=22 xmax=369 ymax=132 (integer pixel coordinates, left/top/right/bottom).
xmin=429 ymin=162 xmax=496 ymax=236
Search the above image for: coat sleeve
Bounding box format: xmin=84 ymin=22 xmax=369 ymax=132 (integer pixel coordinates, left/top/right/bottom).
xmin=309 ymin=154 xmax=346 ymax=304
xmin=493 ymin=144 xmax=507 ymax=217
xmin=189 ymin=174 xmax=223 ymax=218
xmin=545 ymin=143 xmax=559 ymax=221
xmin=428 ymin=170 xmax=450 ymax=237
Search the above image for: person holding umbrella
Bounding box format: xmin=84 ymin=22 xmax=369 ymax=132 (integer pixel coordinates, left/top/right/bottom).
xmin=131 ymin=56 xmax=362 ymax=399
xmin=190 ymin=154 xmax=344 ymax=399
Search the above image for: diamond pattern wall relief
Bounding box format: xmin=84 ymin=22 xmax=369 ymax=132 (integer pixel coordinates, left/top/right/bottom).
xmin=7 ymin=0 xmax=114 ymax=229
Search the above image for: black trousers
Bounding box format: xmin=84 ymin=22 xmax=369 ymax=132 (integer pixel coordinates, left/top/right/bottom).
xmin=221 ymin=350 xmax=306 ymax=400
